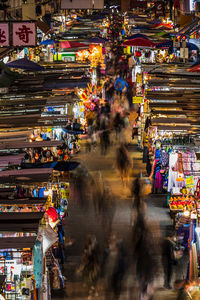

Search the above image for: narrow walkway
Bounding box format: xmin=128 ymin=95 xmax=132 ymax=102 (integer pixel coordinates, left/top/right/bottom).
xmin=53 ymin=137 xmax=184 ymax=299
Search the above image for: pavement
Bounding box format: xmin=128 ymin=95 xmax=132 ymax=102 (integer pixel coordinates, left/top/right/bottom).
xmin=52 ymin=130 xmax=186 ymax=300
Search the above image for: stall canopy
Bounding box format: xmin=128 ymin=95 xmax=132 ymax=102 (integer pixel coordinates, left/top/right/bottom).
xmin=125 ymin=33 xmax=149 ymax=40
xmin=0 ymin=212 xmax=44 ymax=233
xmin=40 ymin=39 xmax=56 ymax=45
xmin=21 ymin=161 xmax=80 ymax=171
xmin=152 ymin=23 xmax=173 ymax=30
xmin=0 ymin=197 xmax=47 ymax=206
xmin=0 ymin=140 xmax=63 ymax=150
xmin=60 ymin=41 xmax=89 ymax=48
xmin=87 ymin=36 xmax=108 ymax=44
xmin=0 ymin=168 xmax=53 ymax=184
xmin=123 ymin=38 xmax=155 ymax=48
xmin=7 ymin=58 xmax=45 ymax=71
xmin=0 ymin=236 xmax=37 ymax=249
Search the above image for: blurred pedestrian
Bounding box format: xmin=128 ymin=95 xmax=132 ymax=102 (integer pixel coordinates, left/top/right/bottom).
xmin=71 ymin=166 xmax=93 ymax=209
xmin=116 ymin=144 xmax=132 ymax=185
xmin=131 ymin=176 xmax=144 ymax=213
xmin=113 ymin=112 xmax=123 ymax=141
xmin=132 ymin=213 xmax=158 ymax=299
xmin=99 ymin=115 xmax=110 ymax=155
xmin=102 ymin=234 xmax=127 ymax=300
xmin=177 ymin=280 xmax=192 ymax=300
xmin=77 ymin=235 xmax=100 ymax=299
xmin=92 ymin=174 xmax=115 ymax=237
xmin=161 ymin=235 xmax=176 ymax=289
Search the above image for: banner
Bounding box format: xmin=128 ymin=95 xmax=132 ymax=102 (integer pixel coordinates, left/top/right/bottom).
xmin=132 ymin=96 xmax=143 ymax=104
xmin=0 ymin=23 xmax=9 ymax=47
xmin=12 ymin=22 xmax=36 ymax=47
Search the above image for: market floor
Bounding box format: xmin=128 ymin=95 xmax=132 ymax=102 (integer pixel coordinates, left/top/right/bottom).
xmin=52 ymin=136 xmax=186 ymax=300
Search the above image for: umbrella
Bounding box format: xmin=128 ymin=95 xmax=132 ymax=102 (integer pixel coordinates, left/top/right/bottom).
xmin=123 ymin=38 xmax=155 ymax=48
xmin=125 ymin=34 xmax=149 ymax=40
xmin=40 ymin=39 xmax=56 ymax=45
xmin=60 ymin=41 xmax=89 ymax=48
xmin=187 ymin=42 xmax=199 ymax=51
xmin=7 ymin=58 xmax=44 ymax=71
xmin=0 ymin=62 xmax=19 ymax=87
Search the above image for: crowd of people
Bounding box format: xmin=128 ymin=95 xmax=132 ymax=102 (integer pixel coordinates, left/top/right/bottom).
xmin=66 ymin=21 xmax=190 ymax=300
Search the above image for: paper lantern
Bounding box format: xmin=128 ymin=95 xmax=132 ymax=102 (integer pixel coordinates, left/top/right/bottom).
xmin=135 ymin=51 xmax=142 ymax=58
xmin=46 ymin=207 xmax=58 ymax=222
xmin=176 ymin=173 xmax=184 ymax=182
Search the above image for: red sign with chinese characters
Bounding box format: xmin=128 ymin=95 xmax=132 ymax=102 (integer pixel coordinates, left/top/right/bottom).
xmin=12 ymin=22 xmax=36 ymax=47
xmin=0 ymin=23 xmax=9 ymax=47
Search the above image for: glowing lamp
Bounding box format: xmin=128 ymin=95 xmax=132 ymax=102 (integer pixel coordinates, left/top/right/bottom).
xmin=183 ymin=210 xmax=190 ymax=217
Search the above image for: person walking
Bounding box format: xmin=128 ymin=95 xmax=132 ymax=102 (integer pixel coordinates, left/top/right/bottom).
xmin=161 ymin=235 xmax=176 ymax=289
xmin=78 ymin=235 xmax=101 ymax=299
xmin=102 ymin=234 xmax=127 ymax=300
xmin=116 ymin=144 xmax=132 ymax=185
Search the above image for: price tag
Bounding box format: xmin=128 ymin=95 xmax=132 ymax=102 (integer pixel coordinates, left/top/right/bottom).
xmin=186 ymin=176 xmax=194 ymax=187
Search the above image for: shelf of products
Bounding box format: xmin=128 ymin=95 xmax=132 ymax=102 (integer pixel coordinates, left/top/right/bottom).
xmin=169 ymin=195 xmax=197 ymax=211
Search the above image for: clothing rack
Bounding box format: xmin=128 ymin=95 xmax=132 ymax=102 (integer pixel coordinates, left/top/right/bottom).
xmin=161 ymin=145 xmax=198 ymax=149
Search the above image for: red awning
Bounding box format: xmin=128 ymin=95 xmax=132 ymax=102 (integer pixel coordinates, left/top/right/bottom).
xmin=60 ymin=41 xmax=89 ymax=49
xmin=123 ymin=38 xmax=155 ymax=48
xmin=187 ymin=64 xmax=200 ymax=72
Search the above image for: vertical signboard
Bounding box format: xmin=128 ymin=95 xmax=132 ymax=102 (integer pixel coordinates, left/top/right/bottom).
xmin=0 ymin=23 xmax=10 ymax=47
xmin=155 ymin=1 xmax=165 ymax=17
xmin=12 ymin=22 xmax=36 ymax=47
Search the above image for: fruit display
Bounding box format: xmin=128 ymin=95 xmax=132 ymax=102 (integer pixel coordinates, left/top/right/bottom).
xmin=169 ymin=195 xmax=196 ymax=211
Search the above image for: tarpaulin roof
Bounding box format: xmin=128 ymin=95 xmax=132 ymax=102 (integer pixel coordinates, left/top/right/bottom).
xmin=123 ymin=38 xmax=155 ymax=48
xmin=7 ymin=58 xmax=45 ymax=71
